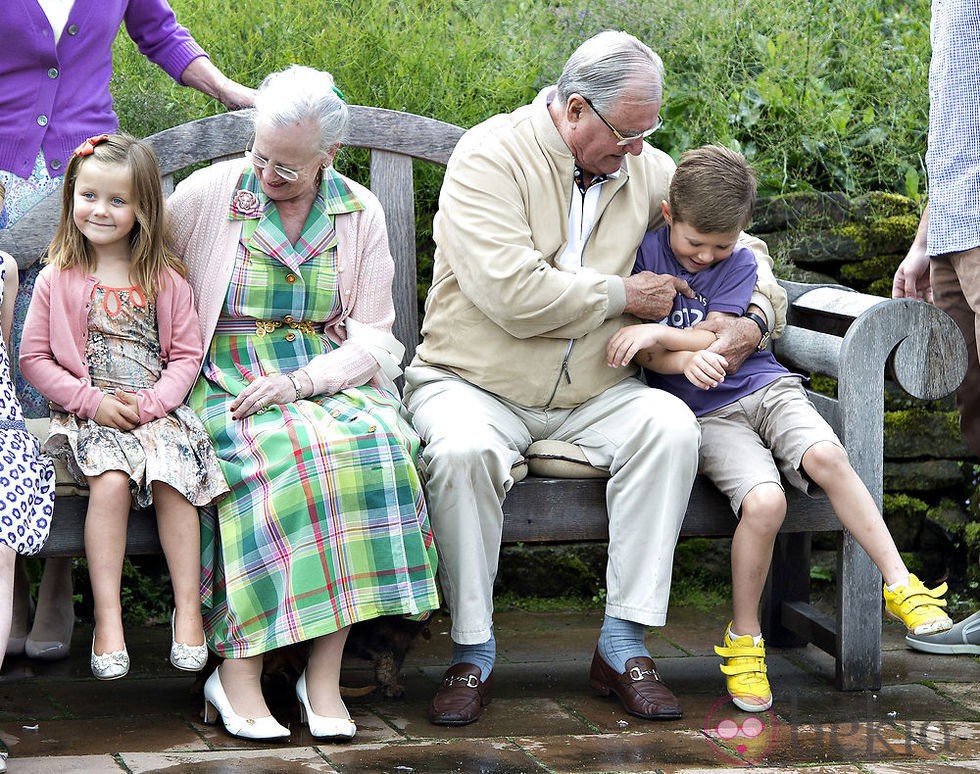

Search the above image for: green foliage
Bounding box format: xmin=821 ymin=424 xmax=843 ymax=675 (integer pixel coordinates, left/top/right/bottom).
xmin=111 ymin=0 xmax=930 ymax=201
xmin=669 ymin=538 xmax=732 ymax=610
xmin=883 ymin=492 xmax=930 ymax=519
xmin=72 ymin=558 xmax=174 ymax=627
xmin=966 ymin=520 xmax=980 ymax=551
xmin=808 ymin=374 xmax=837 ymax=398
xmin=554 ymin=0 xmax=930 ymax=196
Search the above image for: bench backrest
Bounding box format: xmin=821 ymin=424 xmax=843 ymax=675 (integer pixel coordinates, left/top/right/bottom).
xmin=1 ymin=107 xmax=967 ymax=510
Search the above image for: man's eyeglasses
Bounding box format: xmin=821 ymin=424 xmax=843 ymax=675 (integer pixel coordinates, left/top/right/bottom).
xmin=581 ymin=95 xmax=663 ymax=145
xmin=244 ymin=144 xmax=305 ymax=182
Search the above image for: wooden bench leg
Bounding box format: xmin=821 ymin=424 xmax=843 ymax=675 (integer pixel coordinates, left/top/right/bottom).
xmin=762 ymin=532 xmax=810 ymax=647
xmin=836 ymin=532 xmax=882 ymax=690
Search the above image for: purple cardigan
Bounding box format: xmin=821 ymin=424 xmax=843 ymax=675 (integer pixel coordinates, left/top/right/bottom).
xmin=19 ymin=264 xmax=204 ymax=426
xmin=1 ymin=0 xmax=207 ymax=178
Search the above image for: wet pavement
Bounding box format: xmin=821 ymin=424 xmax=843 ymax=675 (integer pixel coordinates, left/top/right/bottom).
xmin=2 ymin=603 xmax=979 ymax=773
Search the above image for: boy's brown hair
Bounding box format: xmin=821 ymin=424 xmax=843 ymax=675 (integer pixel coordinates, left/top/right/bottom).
xmin=667 ymin=145 xmax=757 ymax=234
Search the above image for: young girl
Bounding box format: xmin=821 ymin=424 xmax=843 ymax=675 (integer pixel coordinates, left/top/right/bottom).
xmin=19 ymin=134 xmax=228 ymax=680
xmin=1 ymin=180 xmax=57 ymax=698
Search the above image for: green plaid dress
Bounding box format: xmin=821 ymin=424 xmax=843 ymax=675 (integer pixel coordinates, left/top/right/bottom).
xmin=189 ymin=168 xmax=439 ymax=658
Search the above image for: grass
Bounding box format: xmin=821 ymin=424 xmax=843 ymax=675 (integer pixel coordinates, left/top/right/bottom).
xmin=111 ymin=0 xmax=931 ymax=199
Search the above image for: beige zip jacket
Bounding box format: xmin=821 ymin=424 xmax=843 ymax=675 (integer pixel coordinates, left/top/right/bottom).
xmin=413 ymin=87 xmax=786 ymax=408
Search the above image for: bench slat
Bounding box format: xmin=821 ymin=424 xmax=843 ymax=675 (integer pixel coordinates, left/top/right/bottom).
xmin=370 ymin=149 xmax=420 ymax=367
xmin=6 ymin=105 xmax=969 ymax=694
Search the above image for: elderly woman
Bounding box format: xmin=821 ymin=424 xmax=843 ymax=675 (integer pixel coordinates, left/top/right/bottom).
xmin=168 ymin=65 xmax=440 ymax=742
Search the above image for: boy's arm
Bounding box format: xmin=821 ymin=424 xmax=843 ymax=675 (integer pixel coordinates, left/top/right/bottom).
xmin=641 ymin=312 xmax=735 ymax=375
xmin=606 ymin=321 xmax=718 ymax=371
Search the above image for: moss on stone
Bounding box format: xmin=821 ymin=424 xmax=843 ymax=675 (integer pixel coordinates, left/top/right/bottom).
xmin=965 ymin=521 xmax=980 ymax=552
xmin=830 ymin=214 xmax=918 ymax=260
xmin=840 ymin=253 xmax=903 ymax=284
xmin=853 ymin=192 xmax=919 ymax=220
xmin=809 ymin=374 xmax=837 ymax=397
xmin=883 ymin=492 xmax=930 ymax=519
xmin=883 ymin=409 xmax=966 ymax=459
xmin=927 ymin=499 xmax=970 ymax=540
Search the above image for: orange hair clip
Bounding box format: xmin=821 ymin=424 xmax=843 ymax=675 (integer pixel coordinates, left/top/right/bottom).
xmin=73 ymin=134 xmax=111 ymax=157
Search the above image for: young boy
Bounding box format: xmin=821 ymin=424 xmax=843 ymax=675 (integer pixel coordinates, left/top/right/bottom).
xmin=607 ymin=145 xmax=952 ymax=713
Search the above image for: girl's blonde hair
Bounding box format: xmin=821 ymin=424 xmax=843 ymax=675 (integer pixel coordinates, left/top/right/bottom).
xmin=47 ymin=133 xmax=186 ymax=300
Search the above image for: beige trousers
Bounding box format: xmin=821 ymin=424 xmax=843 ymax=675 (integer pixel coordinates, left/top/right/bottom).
xmin=931 ymin=247 xmax=980 ymax=456
xmin=403 ymin=366 xmax=700 ymax=645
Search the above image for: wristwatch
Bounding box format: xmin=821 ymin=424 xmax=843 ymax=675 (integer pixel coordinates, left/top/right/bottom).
xmin=743 ymin=311 xmax=771 ymax=350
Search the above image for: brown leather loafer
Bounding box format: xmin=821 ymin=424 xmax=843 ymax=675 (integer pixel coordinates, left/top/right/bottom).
xmin=427 ymin=663 xmax=494 ymax=726
xmin=589 ymin=649 xmax=682 ymax=720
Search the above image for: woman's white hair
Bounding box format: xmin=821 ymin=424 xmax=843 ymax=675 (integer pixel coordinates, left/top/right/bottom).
xmin=254 ymin=65 xmax=349 ymax=152
xmin=556 ymin=30 xmax=664 ymax=113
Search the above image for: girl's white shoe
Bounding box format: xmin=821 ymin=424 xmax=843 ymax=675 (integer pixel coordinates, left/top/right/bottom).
xmin=169 ymin=612 xmax=208 ymax=672
xmin=202 ymin=667 xmax=290 ymax=740
xmin=90 ymin=635 xmax=129 ymax=680
xmin=296 ymin=669 xmax=356 ymax=740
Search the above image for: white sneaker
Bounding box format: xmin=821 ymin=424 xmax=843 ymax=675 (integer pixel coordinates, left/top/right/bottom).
xmin=905 ymin=609 xmax=980 ymax=654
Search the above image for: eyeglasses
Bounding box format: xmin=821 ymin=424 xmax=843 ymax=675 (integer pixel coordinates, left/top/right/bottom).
xmin=581 ymin=95 xmax=663 ymax=145
xmin=244 ymin=143 xmax=309 ymax=182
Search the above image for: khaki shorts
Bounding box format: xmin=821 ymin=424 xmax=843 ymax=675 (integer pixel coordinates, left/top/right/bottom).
xmin=697 ymin=376 xmax=844 ymax=515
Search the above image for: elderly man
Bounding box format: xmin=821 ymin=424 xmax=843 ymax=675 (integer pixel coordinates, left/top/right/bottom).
xmin=404 ymin=30 xmax=787 ymax=725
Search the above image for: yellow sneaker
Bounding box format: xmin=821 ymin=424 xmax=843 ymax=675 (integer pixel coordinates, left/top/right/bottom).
xmin=883 ymin=574 xmax=953 ymax=636
xmin=714 ymin=623 xmax=772 ymax=712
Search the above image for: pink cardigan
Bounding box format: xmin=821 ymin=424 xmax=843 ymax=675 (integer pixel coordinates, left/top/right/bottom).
xmin=19 ymin=264 xmax=204 ymax=424
xmin=168 ymin=158 xmax=401 ymax=396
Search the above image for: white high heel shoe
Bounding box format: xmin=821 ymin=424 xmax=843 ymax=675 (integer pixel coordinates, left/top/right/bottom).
xmin=296 ymin=669 xmax=356 ymax=740
xmin=202 ymin=667 xmax=290 ymax=740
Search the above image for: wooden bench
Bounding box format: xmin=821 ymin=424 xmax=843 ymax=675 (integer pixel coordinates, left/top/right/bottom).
xmin=0 ymin=108 xmax=967 ymax=692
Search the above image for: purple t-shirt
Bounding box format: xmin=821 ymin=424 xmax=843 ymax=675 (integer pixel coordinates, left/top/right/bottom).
xmin=633 ymin=226 xmax=792 ymax=416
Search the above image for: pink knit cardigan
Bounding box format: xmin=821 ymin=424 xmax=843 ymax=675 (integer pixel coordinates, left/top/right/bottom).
xmin=167 ymin=158 xmax=401 ymax=396
xmin=19 ymin=264 xmax=203 ymax=424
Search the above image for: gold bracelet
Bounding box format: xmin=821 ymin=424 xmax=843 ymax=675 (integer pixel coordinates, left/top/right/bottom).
xmin=285 ymin=372 xmax=303 ymax=402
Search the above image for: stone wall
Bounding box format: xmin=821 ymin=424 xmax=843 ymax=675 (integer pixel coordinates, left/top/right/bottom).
xmin=496 ymin=192 xmax=979 ymax=602
xmin=752 ymin=191 xmax=978 ymax=592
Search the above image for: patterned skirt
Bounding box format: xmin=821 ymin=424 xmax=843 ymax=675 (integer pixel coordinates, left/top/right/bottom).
xmin=191 ymin=355 xmax=440 ymax=658
xmin=44 ymin=405 xmax=229 ymax=509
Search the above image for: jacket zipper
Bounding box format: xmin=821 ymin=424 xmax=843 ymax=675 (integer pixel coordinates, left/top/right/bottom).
xmin=544 ymin=173 xmax=626 ymax=407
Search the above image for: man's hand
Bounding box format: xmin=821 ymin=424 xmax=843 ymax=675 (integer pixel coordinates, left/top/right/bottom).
xmin=698 ymin=316 xmax=760 ymax=374
xmin=893 ymin=205 xmax=932 ymax=302
xmin=892 ymin=245 xmax=932 ymax=302
xmin=623 ymin=272 xmax=694 ymax=321
xmin=93 ymin=393 xmax=140 ymax=430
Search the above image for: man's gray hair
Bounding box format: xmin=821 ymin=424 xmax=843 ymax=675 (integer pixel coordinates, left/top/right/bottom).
xmin=254 ymin=65 xmax=348 ymax=152
xmin=556 ymin=30 xmax=664 ymax=113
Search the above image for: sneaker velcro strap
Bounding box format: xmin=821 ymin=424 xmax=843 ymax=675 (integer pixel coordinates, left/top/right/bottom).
xmin=719 ymin=658 xmax=767 ymax=677
xmin=898 ymin=589 xmax=949 ymax=613
xmin=714 ymin=643 xmax=766 ymax=659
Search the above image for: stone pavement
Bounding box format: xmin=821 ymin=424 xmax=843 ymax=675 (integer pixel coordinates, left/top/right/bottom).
xmin=2 ymin=603 xmax=979 ymax=773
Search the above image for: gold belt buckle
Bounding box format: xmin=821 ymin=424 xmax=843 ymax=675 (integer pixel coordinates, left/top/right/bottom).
xmin=292 ymin=320 xmax=317 ymax=335
xmin=255 ymin=320 xmax=280 ymax=337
